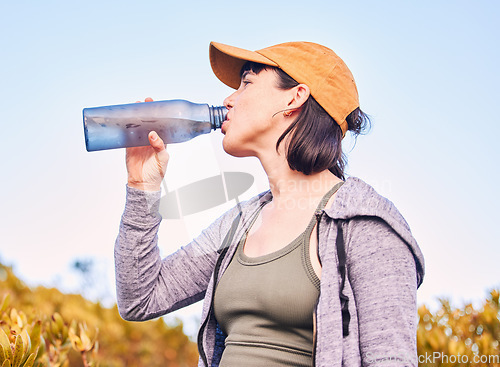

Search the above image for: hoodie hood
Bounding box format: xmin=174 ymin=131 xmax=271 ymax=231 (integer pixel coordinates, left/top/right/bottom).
xmin=324 ymin=176 xmax=425 ymax=287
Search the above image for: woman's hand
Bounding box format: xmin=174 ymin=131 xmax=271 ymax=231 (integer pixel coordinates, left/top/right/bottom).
xmin=126 ymin=98 xmax=169 ymax=191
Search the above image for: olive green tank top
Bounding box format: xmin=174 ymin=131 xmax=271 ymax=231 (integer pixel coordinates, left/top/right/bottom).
xmin=213 ymin=182 xmax=343 ymax=367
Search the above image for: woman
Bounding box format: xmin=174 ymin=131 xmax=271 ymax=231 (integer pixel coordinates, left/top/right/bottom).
xmin=115 ymin=41 xmax=425 ymax=367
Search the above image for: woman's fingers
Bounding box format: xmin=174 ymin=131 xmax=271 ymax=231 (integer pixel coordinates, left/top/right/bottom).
xmin=135 ymin=97 xmax=154 ymax=103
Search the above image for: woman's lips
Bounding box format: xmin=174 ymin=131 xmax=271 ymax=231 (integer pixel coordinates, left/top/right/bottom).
xmin=221 ymin=119 xmax=229 ymax=134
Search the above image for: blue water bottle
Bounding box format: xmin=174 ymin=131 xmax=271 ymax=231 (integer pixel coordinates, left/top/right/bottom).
xmin=83 ymin=99 xmax=227 ymax=151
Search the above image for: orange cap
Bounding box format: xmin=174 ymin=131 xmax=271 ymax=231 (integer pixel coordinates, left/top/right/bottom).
xmin=209 ymin=41 xmax=359 ymax=137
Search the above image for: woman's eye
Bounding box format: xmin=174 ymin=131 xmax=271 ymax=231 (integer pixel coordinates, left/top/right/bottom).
xmin=242 ymin=80 xmax=250 ymax=86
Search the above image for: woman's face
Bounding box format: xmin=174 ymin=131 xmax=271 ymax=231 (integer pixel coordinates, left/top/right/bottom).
xmin=221 ymin=68 xmax=292 ymax=158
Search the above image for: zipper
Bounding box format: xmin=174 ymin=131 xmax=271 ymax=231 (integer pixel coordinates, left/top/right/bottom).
xmin=197 ymin=313 xmax=210 ymax=367
xmin=314 ymin=210 xmax=324 ymax=266
xmin=312 ymin=299 xmax=319 ymax=367
xmin=311 ymin=188 xmax=348 ymax=365
xmin=198 ymin=245 xmax=230 ymax=367
xmin=312 ymin=210 xmax=323 ymax=367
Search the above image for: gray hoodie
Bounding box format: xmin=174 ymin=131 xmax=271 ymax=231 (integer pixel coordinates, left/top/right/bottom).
xmin=115 ymin=176 xmax=425 ymax=367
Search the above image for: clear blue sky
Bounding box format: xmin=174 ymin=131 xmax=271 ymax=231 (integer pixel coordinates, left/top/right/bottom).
xmin=1 ymin=0 xmax=499 ymax=337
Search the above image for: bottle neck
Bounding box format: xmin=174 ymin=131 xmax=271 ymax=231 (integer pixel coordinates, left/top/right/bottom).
xmin=209 ymin=106 xmax=228 ymax=130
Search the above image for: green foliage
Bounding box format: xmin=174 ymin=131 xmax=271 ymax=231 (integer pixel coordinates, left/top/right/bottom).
xmin=418 ymin=289 xmax=500 ymax=366
xmin=0 ymin=263 xmax=197 ymax=366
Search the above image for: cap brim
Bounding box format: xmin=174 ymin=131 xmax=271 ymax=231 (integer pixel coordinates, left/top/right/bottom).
xmin=210 ymin=41 xmax=279 ymax=89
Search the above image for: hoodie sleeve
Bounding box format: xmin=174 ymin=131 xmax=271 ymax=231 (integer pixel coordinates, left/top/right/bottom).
xmin=114 ymin=185 xmax=234 ymax=321
xmin=346 ymin=216 xmax=418 ymax=367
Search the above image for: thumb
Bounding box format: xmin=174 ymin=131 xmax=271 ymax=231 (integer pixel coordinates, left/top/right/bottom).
xmin=148 ymin=131 xmax=165 ymax=151
xmin=148 ymin=131 xmax=169 ymax=161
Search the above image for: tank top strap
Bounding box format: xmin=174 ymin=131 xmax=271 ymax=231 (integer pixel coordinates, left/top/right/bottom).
xmin=304 ymin=181 xmax=344 ymax=233
xmin=317 ymin=181 xmax=344 ymax=212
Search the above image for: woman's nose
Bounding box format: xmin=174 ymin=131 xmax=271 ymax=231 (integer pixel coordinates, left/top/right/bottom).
xmin=223 ymin=91 xmax=236 ymax=109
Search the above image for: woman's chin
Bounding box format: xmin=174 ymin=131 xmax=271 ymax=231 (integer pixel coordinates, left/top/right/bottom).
xmin=222 ymin=138 xmax=252 ymax=158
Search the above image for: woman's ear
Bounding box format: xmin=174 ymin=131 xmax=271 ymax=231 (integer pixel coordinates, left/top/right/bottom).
xmin=287 ymin=84 xmax=310 ymax=109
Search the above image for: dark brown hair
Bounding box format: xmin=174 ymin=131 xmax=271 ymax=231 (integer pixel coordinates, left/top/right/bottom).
xmin=240 ymin=61 xmax=371 ymax=180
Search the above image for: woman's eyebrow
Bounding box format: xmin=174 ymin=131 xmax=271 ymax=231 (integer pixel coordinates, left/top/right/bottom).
xmin=241 ymin=70 xmax=255 ymax=80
